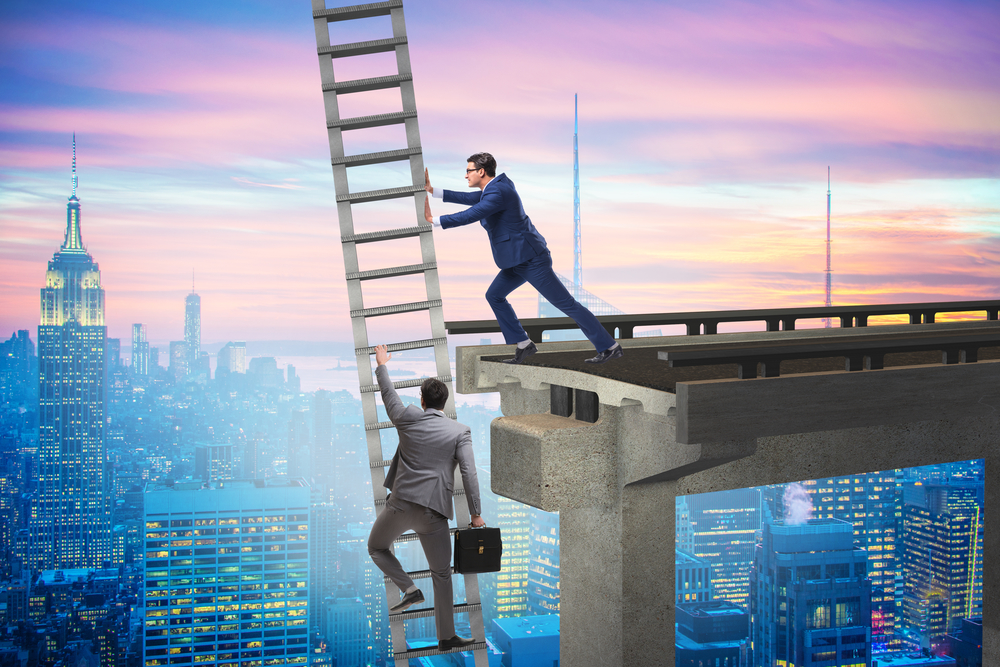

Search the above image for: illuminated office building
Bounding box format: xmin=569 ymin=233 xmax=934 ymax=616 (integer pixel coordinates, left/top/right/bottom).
xmin=32 ymin=139 xmax=112 ymax=570
xmin=769 ymin=470 xmax=902 ymax=640
xmin=676 ymin=550 xmax=713 ymax=605
xmin=493 ymin=494 xmax=531 ymax=617
xmin=132 ymin=324 xmax=149 ymax=376
xmin=901 ymin=482 xmax=983 ymax=642
xmin=527 ymin=508 xmax=560 ymax=615
xmin=185 ymin=291 xmax=201 ymax=371
xmin=322 ymin=586 xmax=375 ymax=666
xmin=195 ymin=444 xmax=235 ymax=483
xmin=685 ymin=487 xmax=762 ymax=610
xmin=143 ymin=478 xmax=310 ymax=666
xmin=749 ymin=519 xmax=871 ymax=667
xmin=169 ymin=341 xmax=188 ymax=381
xmin=217 ymin=341 xmax=247 ymax=375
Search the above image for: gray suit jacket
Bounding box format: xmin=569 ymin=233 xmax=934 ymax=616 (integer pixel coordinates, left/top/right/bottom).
xmin=377 ymin=365 xmax=482 ymax=520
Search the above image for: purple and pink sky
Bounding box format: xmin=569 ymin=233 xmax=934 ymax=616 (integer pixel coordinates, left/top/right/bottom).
xmin=1 ymin=0 xmax=998 ymax=347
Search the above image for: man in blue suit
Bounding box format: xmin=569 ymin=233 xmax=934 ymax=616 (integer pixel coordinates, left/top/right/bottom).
xmin=424 ymin=152 xmax=623 ymax=364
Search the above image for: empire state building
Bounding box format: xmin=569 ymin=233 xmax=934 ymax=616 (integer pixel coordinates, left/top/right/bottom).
xmin=28 ymin=138 xmax=112 ymax=569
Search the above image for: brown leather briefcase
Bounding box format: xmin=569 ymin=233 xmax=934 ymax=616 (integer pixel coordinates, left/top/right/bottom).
xmin=453 ymin=527 xmax=502 ymax=574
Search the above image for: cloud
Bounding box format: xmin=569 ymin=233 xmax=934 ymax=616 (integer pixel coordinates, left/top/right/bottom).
xmin=0 ymin=1 xmax=998 ymax=343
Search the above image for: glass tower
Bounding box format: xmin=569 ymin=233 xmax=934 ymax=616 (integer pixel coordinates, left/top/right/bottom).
xmin=30 ymin=138 xmax=112 ymax=570
xmin=142 ymin=478 xmax=311 ymax=666
xmin=185 ymin=292 xmax=201 ymax=371
xmin=132 ymin=323 xmax=149 ymax=376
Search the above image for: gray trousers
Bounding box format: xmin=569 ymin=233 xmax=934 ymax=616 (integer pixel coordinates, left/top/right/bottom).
xmin=368 ymin=496 xmax=454 ymax=640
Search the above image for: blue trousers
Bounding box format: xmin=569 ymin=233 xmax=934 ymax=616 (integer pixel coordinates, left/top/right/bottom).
xmin=486 ymin=252 xmax=616 ymax=352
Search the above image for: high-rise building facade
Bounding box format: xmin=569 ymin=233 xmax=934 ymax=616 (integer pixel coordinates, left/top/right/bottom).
xmin=30 ymin=141 xmax=112 ymax=570
xmin=0 ymin=330 xmax=35 ymax=404
xmin=131 ymin=324 xmax=149 ymax=376
xmin=527 ymin=508 xmax=560 ymax=615
xmin=169 ymin=341 xmax=188 ymax=381
xmin=768 ymin=470 xmax=903 ymax=641
xmin=750 ymin=519 xmax=871 ymax=667
xmin=217 ymin=341 xmax=246 ymax=375
xmin=184 ymin=291 xmax=201 ymax=371
xmin=143 ymin=478 xmax=311 ymax=666
xmin=685 ymin=487 xmax=762 ymax=610
xmin=901 ymin=482 xmax=983 ymax=642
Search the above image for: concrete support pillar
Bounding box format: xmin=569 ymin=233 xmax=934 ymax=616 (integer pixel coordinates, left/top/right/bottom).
xmin=488 ymin=375 xmax=1000 ymax=666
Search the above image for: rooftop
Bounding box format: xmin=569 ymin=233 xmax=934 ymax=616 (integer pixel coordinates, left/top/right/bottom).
xmin=494 ymin=614 xmax=560 ymax=640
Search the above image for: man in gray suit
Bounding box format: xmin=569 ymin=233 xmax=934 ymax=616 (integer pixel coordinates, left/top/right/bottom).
xmin=367 ymin=344 xmax=485 ymax=651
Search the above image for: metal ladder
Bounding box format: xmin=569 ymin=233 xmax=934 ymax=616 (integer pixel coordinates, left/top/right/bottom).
xmin=310 ymin=2 xmax=488 ymax=664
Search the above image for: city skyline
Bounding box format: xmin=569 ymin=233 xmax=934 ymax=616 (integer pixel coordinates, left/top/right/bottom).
xmin=2 ymin=0 xmax=998 ymax=345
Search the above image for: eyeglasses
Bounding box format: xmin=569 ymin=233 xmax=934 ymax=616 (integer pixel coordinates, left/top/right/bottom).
xmin=466 ymin=168 xmax=482 ymax=174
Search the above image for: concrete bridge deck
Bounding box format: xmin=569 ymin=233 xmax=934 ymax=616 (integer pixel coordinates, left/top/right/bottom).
xmin=454 ymin=319 xmax=1000 ymax=666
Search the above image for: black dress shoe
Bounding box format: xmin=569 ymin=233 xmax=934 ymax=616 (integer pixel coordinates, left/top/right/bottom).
xmin=585 ymin=343 xmax=624 ymax=364
xmin=389 ymin=589 xmax=424 ymax=613
xmin=502 ymin=341 xmax=537 ymax=364
xmin=438 ymin=635 xmax=476 ymax=651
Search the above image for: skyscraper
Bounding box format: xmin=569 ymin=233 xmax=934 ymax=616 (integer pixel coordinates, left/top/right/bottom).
xmin=143 ymin=478 xmax=311 ymax=666
xmin=750 ymin=519 xmax=871 ymax=667
xmin=217 ymin=341 xmax=246 ymax=375
xmin=131 ymin=324 xmax=149 ymax=376
xmin=527 ymin=508 xmax=560 ymax=615
xmin=31 ymin=137 xmax=112 ymax=570
xmin=184 ymin=290 xmax=201 ymax=372
xmin=685 ymin=487 xmax=762 ymax=610
xmin=766 ymin=470 xmax=903 ymax=641
xmin=901 ymin=482 xmax=983 ymax=643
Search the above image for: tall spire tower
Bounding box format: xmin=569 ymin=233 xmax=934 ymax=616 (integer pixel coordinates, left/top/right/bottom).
xmin=573 ymin=94 xmax=582 ymax=293
xmin=825 ymin=167 xmax=832 ymax=328
xmin=31 ymin=135 xmax=112 ymax=570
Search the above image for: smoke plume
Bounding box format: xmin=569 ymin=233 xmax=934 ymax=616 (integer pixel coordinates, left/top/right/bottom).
xmin=783 ymin=483 xmax=814 ymax=525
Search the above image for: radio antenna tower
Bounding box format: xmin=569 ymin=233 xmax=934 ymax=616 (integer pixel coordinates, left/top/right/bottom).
xmin=824 ymin=166 xmax=832 ymax=328
xmin=573 ymin=94 xmax=582 ymax=294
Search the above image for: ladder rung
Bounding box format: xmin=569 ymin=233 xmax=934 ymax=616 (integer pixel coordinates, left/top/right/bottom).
xmin=351 ymin=299 xmax=441 ymax=319
xmin=360 ymin=375 xmax=454 ymax=394
xmin=328 ymin=110 xmax=416 ymax=131
xmin=385 ymin=567 xmax=456 ymax=584
xmin=333 ymin=147 xmax=420 ymax=168
xmin=313 ymin=0 xmax=401 ymax=23
xmin=391 ymin=601 xmax=481 ymax=622
xmin=375 ymin=489 xmax=463 ymax=508
xmin=347 ymin=261 xmax=436 ymax=281
xmin=323 ymin=73 xmax=411 ymax=95
xmin=342 ymin=223 xmax=431 ymax=244
xmin=356 ymin=337 xmax=446 ymax=356
xmin=337 ymin=184 xmax=425 ymax=204
xmin=394 ymin=641 xmax=488 ymax=660
xmin=394 ymin=528 xmax=458 ymax=545
xmin=319 ymin=36 xmax=406 ymax=59
xmin=366 ymin=410 xmax=457 ymax=432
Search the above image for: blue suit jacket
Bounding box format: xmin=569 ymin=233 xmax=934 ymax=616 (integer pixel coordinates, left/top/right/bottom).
xmin=440 ymin=173 xmax=549 ymax=269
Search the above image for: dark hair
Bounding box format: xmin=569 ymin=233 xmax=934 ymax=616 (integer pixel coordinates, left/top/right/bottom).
xmin=421 ymin=378 xmax=449 ymax=410
xmin=467 ymin=152 xmax=496 ymax=178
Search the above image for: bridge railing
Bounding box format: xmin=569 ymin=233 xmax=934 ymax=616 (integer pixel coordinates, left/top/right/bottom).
xmin=446 ymin=299 xmax=1000 ymax=341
